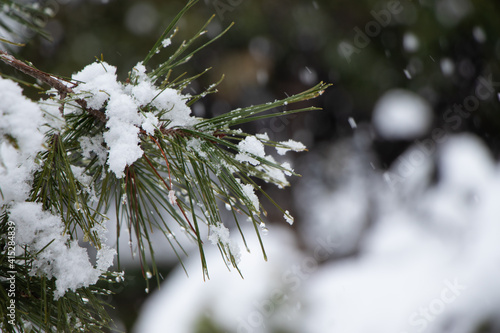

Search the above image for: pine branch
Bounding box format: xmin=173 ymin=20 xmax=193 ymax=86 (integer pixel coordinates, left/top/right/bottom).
xmin=0 ymin=50 xmax=107 ymax=122
xmin=0 ymin=50 xmax=72 ymax=98
xmin=0 ymin=1 xmax=330 ymax=331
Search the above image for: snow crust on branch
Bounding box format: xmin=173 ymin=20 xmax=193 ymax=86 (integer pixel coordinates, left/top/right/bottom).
xmin=235 ymin=135 xmax=298 ymax=190
xmin=9 ymin=202 xmax=115 ymax=299
xmin=0 ymin=76 xmax=44 ymax=204
xmin=70 ymin=61 xmax=198 ymax=178
xmin=0 ymin=76 xmax=115 ymax=299
xmin=208 ymin=222 xmax=241 ymax=264
xmin=275 ymin=139 xmax=306 ymax=155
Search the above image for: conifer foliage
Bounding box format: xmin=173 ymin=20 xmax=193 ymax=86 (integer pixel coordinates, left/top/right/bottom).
xmin=0 ymin=0 xmax=328 ymax=331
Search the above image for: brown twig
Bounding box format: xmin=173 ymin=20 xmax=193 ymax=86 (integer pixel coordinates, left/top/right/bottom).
xmin=0 ymin=51 xmax=220 ymax=136
xmin=0 ymin=50 xmax=72 ymax=98
xmin=0 ymin=50 xmax=107 ymax=122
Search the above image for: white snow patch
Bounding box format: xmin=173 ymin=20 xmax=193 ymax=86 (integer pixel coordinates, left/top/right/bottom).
xmin=186 ymin=138 xmax=207 ymax=158
xmin=284 ymin=210 xmax=294 ymax=225
xmin=10 ymin=202 xmax=115 ymax=299
xmin=276 ymin=139 xmax=306 ymax=155
xmin=236 ymin=178 xmax=260 ymax=212
xmin=141 ymin=112 xmax=159 ymax=135
xmin=258 ymin=155 xmax=289 ymax=188
xmin=79 ymin=134 xmax=107 ymax=165
xmin=162 ymin=38 xmax=171 ymax=48
xmin=235 ymin=136 xmax=266 ymax=165
xmin=208 ymin=222 xmax=241 ymax=264
xmin=256 ymin=132 xmax=270 ymax=141
xmin=281 ymin=161 xmax=294 ymax=176
xmin=103 ymin=94 xmax=143 ymax=178
xmin=0 ymin=76 xmax=45 ymax=204
xmin=72 ymin=62 xmax=121 ymax=110
xmin=71 ymin=61 xmax=198 ymax=177
xmin=151 ymin=88 xmax=198 ymax=128
xmin=135 ymin=133 xmax=500 ymax=333
xmin=134 ymin=227 xmax=302 ymax=333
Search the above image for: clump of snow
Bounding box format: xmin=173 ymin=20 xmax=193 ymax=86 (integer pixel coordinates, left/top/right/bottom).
xmin=72 ymin=62 xmax=121 ymax=110
xmin=91 ymin=222 xmax=117 ymax=272
xmin=235 ymin=178 xmax=260 ymax=212
xmin=258 ymin=155 xmax=289 ymax=189
xmin=71 ymin=165 xmax=99 ymax=203
xmin=0 ymin=145 xmax=38 ymax=204
xmin=10 ymin=202 xmax=115 ymax=299
xmin=284 ymin=210 xmax=294 ymax=225
xmin=276 ymin=139 xmax=307 ymax=155
xmin=0 ymin=76 xmax=45 ymax=205
xmin=141 ymin=112 xmax=159 ymax=135
xmin=186 ymin=138 xmax=207 ymax=158
xmin=372 ymin=89 xmax=433 ymax=140
xmin=209 ymin=225 xmax=223 ymax=243
xmin=234 ymin=135 xmax=298 ymax=189
xmin=208 ymin=222 xmax=241 ymax=264
xmin=162 ymin=38 xmax=172 ymax=48
xmin=281 ymin=162 xmax=294 ymax=176
xmin=71 ymin=165 xmax=92 ymax=188
xmin=0 ymin=72 xmax=128 ymax=300
xmin=104 ymin=94 xmax=143 ymax=178
xmin=150 ymin=88 xmax=198 ymax=128
xmin=78 ymin=134 xmax=107 ymax=165
xmin=0 ymin=76 xmax=44 ymax=160
xmin=256 ymin=132 xmax=270 ymax=141
xmin=235 ymin=136 xmax=266 ymax=165
xmin=72 ymin=62 xmax=142 ymax=178
xmin=71 ymin=61 xmax=198 ymax=178
xmin=131 ymin=62 xmax=149 ymax=82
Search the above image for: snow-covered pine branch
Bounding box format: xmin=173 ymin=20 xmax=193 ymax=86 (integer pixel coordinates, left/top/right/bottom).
xmin=0 ymin=1 xmax=329 ymax=331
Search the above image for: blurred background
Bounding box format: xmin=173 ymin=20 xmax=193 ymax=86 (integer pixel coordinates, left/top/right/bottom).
xmin=7 ymin=0 xmax=500 ymax=332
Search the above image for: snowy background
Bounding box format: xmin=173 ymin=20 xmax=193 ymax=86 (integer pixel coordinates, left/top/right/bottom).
xmin=4 ymin=0 xmax=500 ymax=332
xmin=133 ymin=114 xmax=500 ymax=333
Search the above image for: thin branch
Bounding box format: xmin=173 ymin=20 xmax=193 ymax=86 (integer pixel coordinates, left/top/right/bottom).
xmin=0 ymin=50 xmax=72 ymax=98
xmin=0 ymin=50 xmax=107 ymax=122
xmin=142 ymin=154 xmax=197 ymax=235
